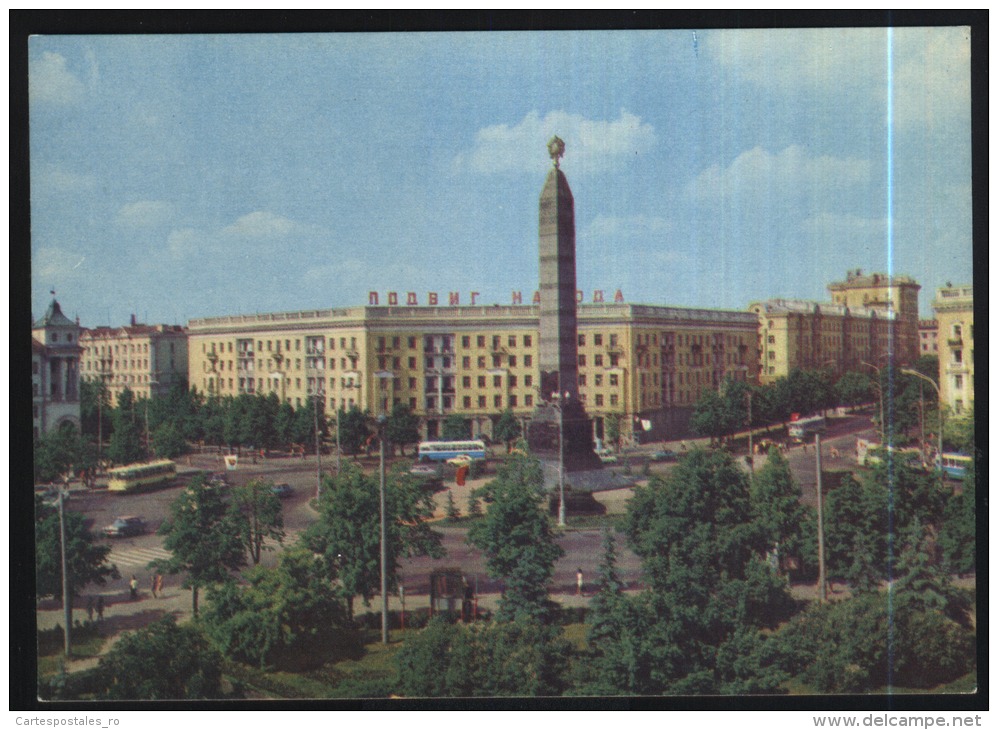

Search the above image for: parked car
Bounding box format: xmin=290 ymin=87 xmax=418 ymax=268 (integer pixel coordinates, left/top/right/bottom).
xmin=649 ymin=449 xmax=678 ymax=462
xmin=103 ymin=516 xmax=146 ymax=538
xmin=409 ymin=463 xmax=439 ymax=477
xmin=271 ymin=483 xmax=293 ymax=499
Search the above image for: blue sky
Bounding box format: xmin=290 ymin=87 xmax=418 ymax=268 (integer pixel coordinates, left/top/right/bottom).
xmin=29 ymin=28 xmax=972 ymax=327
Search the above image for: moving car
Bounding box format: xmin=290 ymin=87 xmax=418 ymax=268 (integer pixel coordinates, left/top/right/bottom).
xmin=446 ymin=454 xmax=474 ymax=466
xmin=103 ymin=516 xmax=146 ymax=538
xmin=271 ymin=483 xmax=293 ymax=498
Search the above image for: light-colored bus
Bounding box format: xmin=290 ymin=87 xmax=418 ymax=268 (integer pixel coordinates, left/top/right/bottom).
xmin=788 ymin=415 xmax=826 ymax=442
xmin=937 ymin=452 xmax=972 ymax=480
xmin=107 ymin=460 xmax=177 ymax=493
xmin=417 ymin=440 xmax=487 ymax=463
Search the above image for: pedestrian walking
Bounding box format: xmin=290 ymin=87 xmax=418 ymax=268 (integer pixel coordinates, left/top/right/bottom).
xmin=95 ymin=596 xmax=105 ymax=623
xmin=576 ymin=568 xmax=584 ymax=596
xmin=86 ymin=596 xmax=95 ymax=623
xmin=155 ymin=573 xmax=164 ymax=598
xmin=129 ymin=575 xmax=139 ymax=600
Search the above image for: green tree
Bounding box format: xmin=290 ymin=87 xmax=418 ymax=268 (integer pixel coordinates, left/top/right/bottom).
xmin=303 ymin=463 xmax=443 ymax=617
xmin=203 ymin=548 xmax=358 ymax=671
xmin=493 ymin=408 xmax=522 ymax=452
xmin=274 ymin=400 xmax=296 ymax=448
xmin=35 ymin=496 xmax=120 ymax=601
xmin=394 ymin=618 xmax=571 ymax=697
xmin=79 ymin=376 xmax=111 ymax=443
xmin=107 ymin=388 xmax=144 ymax=465
xmin=445 ymin=490 xmax=461 ymax=521
xmin=92 ymin=616 xmax=224 ymax=699
xmin=623 ymin=448 xmax=793 ymax=692
xmin=336 ymin=406 xmax=370 ymax=456
xmin=230 ymin=479 xmax=285 ymax=565
xmin=441 ymin=414 xmax=471 ymax=440
xmin=468 ymin=454 xmax=564 ymax=622
xmin=750 ymin=447 xmax=815 ymax=573
xmin=939 ymin=461 xmax=976 ymax=575
xmin=689 ymin=389 xmax=735 ymax=444
xmin=155 ymin=475 xmax=246 ymax=615
xmin=151 ymin=421 xmax=187 ymax=459
xmin=223 ymin=394 xmax=252 ymax=449
xmin=34 ymin=423 xmax=89 ymax=483
xmin=604 ymin=413 xmax=622 ymax=451
xmin=386 ymin=402 xmax=420 ymax=456
xmin=834 ymin=370 xmax=873 ymax=409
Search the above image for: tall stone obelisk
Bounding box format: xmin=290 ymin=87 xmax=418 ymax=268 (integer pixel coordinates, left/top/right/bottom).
xmin=528 ymin=137 xmax=602 ymax=473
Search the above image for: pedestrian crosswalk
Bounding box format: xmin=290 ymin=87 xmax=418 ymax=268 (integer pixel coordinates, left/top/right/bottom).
xmin=108 ymin=545 xmax=172 ymax=570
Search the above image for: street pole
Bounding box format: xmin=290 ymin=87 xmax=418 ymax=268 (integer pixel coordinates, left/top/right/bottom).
xmin=901 ymin=369 xmax=944 ymax=487
xmin=379 ymin=416 xmax=388 ymax=644
xmin=861 ymin=361 xmax=886 ymax=445
xmin=59 ymin=485 xmax=72 ymax=657
xmin=815 ymin=432 xmax=827 ymax=603
xmin=314 ymin=392 xmax=322 ymax=499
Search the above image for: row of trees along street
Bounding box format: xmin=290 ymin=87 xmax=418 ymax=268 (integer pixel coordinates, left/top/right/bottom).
xmin=39 ymin=436 xmax=976 ymax=698
xmin=688 ymin=358 xmax=974 ymax=455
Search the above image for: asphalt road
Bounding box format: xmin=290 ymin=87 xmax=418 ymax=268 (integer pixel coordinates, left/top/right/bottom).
xmin=61 ymin=412 xmax=878 ymax=602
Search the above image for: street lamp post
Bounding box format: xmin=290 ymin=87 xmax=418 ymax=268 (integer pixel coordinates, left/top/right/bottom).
xmin=861 ymin=360 xmax=887 ymax=444
xmin=58 ymin=482 xmax=72 ymax=657
xmin=374 ymin=370 xmax=394 ymax=645
xmin=550 ymin=391 xmax=570 ymax=528
xmin=901 ymin=369 xmax=944 ymax=486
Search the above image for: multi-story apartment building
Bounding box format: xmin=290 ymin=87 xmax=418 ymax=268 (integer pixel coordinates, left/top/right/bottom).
xmin=187 ymin=302 xmax=759 ymax=443
xmin=32 ymin=298 xmax=82 ymax=439
xmin=932 ymin=284 xmax=974 ymax=416
xmin=827 ymin=269 xmax=921 ymax=365
xmin=918 ymin=319 xmax=939 ymax=356
xmin=749 ymin=298 xmax=896 ymax=384
xmin=79 ymin=316 xmax=189 ymax=405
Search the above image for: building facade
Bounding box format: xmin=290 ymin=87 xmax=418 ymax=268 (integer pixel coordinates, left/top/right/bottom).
xmin=932 ymin=284 xmax=974 ymax=416
xmin=827 ymin=269 xmax=921 ymax=365
xmin=749 ymin=298 xmax=895 ymax=384
xmin=32 ymin=299 xmax=82 ymax=439
xmin=918 ymin=319 xmax=939 ymax=356
xmin=187 ymin=302 xmax=759 ymax=443
xmin=79 ymin=317 xmax=189 ymax=406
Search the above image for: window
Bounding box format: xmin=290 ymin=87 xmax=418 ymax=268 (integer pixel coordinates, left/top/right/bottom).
xmin=508 ymin=335 xmax=517 ymax=347
xmin=478 ymin=356 xmax=486 ymax=369
xmin=525 ymin=394 xmax=533 ymax=407
xmin=478 ymin=376 xmax=486 ymax=388
xmin=610 ymin=394 xmax=619 ymax=406
xmin=408 ymin=337 xmax=417 ymax=349
xmin=578 ymin=354 xmax=586 ymax=367
xmin=409 ymin=377 xmax=417 ymax=389
xmin=524 ymin=375 xmax=532 ymax=387
xmin=609 ymin=354 xmax=620 ymax=367
xmin=409 ymin=357 xmax=417 ymax=369
xmin=609 ymin=373 xmax=619 ymax=387
xmin=594 ymin=334 xmax=603 ymax=346
xmin=492 ymin=335 xmax=501 ymax=349
xmin=953 ymin=349 xmax=963 ymax=364
xmin=509 ymin=395 xmax=517 ymax=407
xmin=463 ymin=356 xmax=471 ymax=369
xmin=462 ymin=336 xmax=471 ymax=348
xmin=524 ymin=355 xmax=532 ymax=367
xmin=463 ymin=376 xmax=471 ymax=388
xmin=478 ymin=395 xmax=486 ymax=408
xmin=954 ymin=374 xmax=963 ymax=390
xmin=509 ymin=355 xmax=517 ymax=367
xmin=524 ymin=335 xmax=532 ymax=347
xmin=578 ymin=374 xmax=586 ymax=387
xmin=464 ymin=396 xmax=472 ymax=408
xmin=493 ymin=375 xmax=502 ymax=388
xmin=595 ymin=373 xmax=603 ymax=386
xmin=477 ymin=336 xmax=486 ymax=348
xmin=509 ymin=375 xmax=517 ymax=388
xmin=594 ymin=354 xmax=604 ymax=367
xmin=492 ymin=355 xmax=501 ymax=368
xmin=595 ymin=394 xmax=604 ymax=406
xmin=578 ymin=334 xmax=586 ymax=347
xmin=494 ymin=395 xmax=502 ymax=408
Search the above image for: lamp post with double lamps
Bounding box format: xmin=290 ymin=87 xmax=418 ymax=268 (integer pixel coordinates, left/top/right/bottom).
xmin=901 ymin=369 xmax=944 ymax=487
xmin=374 ymin=370 xmax=394 ymax=644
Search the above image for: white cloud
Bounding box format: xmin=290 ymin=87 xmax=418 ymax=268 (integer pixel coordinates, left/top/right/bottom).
xmin=891 ymin=27 xmax=971 ymax=133
xmin=33 ymin=246 xmax=75 ymax=279
xmin=586 ymin=214 xmax=673 ymax=240
xmin=167 ymin=228 xmax=204 ymax=259
xmin=32 ymin=165 xmax=96 ymax=197
xmin=456 ymin=110 xmax=656 ymax=175
xmin=115 ymin=200 xmax=175 ymax=228
xmin=29 ymin=51 xmax=85 ymax=105
xmin=707 ymin=28 xmax=888 ymax=93
xmin=221 ymin=211 xmax=298 ymax=238
xmin=688 ymin=145 xmax=871 ymax=207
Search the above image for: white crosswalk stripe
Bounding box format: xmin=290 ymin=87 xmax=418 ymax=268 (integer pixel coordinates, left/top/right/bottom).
xmin=108 ymin=546 xmax=172 ymax=570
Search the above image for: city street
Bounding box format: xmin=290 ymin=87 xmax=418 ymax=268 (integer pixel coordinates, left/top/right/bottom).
xmin=40 ymin=411 xmax=880 ymax=644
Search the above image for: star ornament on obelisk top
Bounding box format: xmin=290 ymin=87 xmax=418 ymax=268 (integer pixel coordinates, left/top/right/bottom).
xmin=547 ymin=135 xmax=566 ymax=168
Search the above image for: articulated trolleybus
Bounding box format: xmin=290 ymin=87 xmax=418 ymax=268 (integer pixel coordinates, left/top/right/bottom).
xmin=107 ymin=460 xmax=177 ymax=493
xmin=417 ymin=440 xmax=487 ymax=463
xmin=788 ymin=415 xmax=826 ymax=443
